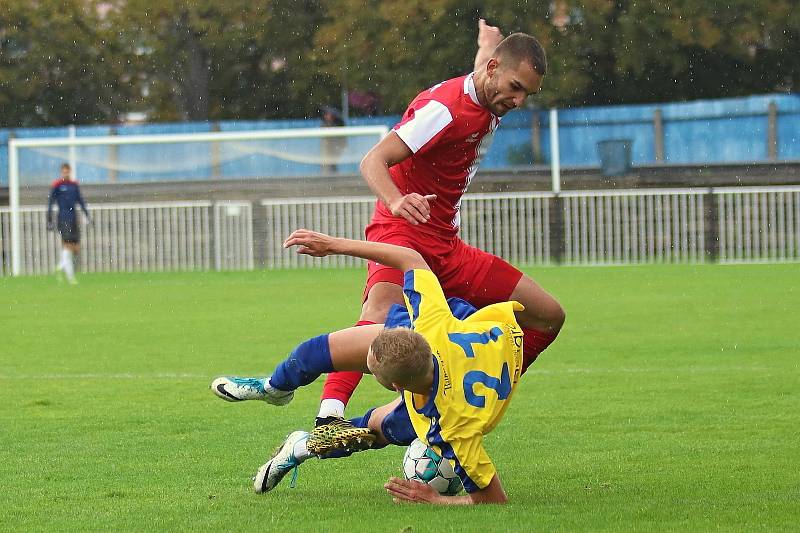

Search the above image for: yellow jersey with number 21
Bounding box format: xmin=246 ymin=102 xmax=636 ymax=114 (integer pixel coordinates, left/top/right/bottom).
xmin=400 ymin=269 xmax=524 ymax=493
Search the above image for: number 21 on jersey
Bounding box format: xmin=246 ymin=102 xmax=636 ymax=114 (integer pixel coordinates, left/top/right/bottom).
xmin=448 ymin=328 xmax=511 ymax=408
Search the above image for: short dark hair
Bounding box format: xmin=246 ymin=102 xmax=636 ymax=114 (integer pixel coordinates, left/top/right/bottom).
xmin=494 ymin=33 xmax=547 ymax=76
xmin=61 ymin=163 xmax=71 ymax=170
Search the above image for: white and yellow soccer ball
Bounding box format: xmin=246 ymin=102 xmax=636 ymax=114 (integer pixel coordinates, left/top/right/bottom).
xmin=402 ymin=438 xmax=463 ymax=495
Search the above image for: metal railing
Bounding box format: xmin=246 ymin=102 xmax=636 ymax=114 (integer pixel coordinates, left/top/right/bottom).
xmin=717 ymin=186 xmax=800 ymax=263
xmin=460 ymin=192 xmax=552 ymax=266
xmin=0 ymin=201 xmax=252 ymax=275
xmin=560 ymin=189 xmax=706 ymax=265
xmin=261 ymin=197 xmax=374 ymax=268
xmin=3 ymin=187 xmax=799 ymax=276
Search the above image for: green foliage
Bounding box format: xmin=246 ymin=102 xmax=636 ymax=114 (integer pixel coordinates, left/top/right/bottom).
xmin=1 ymin=0 xmax=799 ymax=125
xmin=0 ymin=0 xmax=132 ymax=126
xmin=106 ymin=0 xmax=332 ymax=121
xmin=1 ymin=265 xmax=799 ymax=529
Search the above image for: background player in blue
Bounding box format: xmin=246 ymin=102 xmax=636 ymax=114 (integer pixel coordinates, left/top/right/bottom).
xmin=213 ymin=229 xmax=532 ymax=504
xmin=47 ymin=163 xmax=91 ymax=284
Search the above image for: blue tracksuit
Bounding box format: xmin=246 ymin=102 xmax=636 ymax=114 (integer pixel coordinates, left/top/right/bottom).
xmin=47 ymin=179 xmax=89 ymax=224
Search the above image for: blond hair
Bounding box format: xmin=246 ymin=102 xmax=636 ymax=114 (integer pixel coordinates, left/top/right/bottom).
xmin=369 ymin=327 xmax=433 ymax=388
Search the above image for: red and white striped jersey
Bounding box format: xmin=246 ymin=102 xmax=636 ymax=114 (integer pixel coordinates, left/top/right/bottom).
xmin=371 ymin=73 xmax=500 ymax=236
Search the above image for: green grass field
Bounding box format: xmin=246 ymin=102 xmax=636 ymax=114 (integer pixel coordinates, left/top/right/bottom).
xmin=2 ymin=264 xmax=798 ymax=531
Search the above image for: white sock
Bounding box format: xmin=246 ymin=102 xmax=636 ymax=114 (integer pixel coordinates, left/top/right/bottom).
xmin=62 ymin=250 xmax=75 ymax=281
xmin=317 ymin=399 xmax=346 ymax=419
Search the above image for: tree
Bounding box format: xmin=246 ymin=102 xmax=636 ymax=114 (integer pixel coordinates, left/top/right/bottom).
xmin=0 ymin=0 xmax=131 ymax=127
xmin=486 ymin=0 xmax=800 ymax=107
xmin=313 ymin=0 xmax=486 ymax=116
xmin=111 ymin=0 xmax=331 ymax=121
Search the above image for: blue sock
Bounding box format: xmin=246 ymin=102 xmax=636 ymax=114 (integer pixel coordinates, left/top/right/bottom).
xmin=268 ymin=334 xmax=333 ymax=391
xmin=349 ymin=407 xmax=375 ymax=429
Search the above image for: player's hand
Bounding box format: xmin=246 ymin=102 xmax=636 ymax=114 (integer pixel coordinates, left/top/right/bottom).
xmin=388 ymin=193 xmax=437 ymax=225
xmin=283 ymin=229 xmax=338 ymax=257
xmin=384 ymin=477 xmax=444 ymax=504
xmin=478 ymin=18 xmax=504 ymax=49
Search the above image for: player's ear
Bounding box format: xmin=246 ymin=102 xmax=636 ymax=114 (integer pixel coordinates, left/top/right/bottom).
xmin=486 ymin=58 xmax=499 ymax=77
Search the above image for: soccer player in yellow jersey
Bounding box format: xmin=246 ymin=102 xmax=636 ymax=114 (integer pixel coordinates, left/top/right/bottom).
xmin=212 ymin=228 xmax=532 ymax=504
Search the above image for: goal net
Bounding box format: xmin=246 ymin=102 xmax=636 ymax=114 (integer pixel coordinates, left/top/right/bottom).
xmin=5 ymin=125 xmax=387 ymax=275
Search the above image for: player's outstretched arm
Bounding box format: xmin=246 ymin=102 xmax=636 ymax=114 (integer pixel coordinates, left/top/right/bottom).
xmin=284 ymin=229 xmax=429 ymax=272
xmin=474 ymin=18 xmax=504 ymax=72
xmin=384 ymin=473 xmax=508 ymax=505
xmin=46 ymin=187 xmax=57 ymax=229
xmin=360 ymin=132 xmax=436 ymax=226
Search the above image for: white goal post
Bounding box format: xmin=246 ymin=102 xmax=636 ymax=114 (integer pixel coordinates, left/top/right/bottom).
xmin=6 ymin=125 xmax=388 ymax=276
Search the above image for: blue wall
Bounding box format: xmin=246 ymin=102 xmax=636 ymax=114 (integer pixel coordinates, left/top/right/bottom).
xmin=2 ymin=93 xmax=798 ymax=186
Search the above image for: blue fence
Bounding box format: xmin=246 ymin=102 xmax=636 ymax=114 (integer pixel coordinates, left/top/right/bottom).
xmin=2 ymin=93 xmax=799 ymax=185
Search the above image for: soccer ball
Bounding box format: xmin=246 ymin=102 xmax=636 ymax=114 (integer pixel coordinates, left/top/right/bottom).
xmin=402 ymin=438 xmax=463 ymax=495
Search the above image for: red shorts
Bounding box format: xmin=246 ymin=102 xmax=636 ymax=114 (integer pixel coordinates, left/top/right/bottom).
xmin=363 ymin=221 xmax=523 ymax=308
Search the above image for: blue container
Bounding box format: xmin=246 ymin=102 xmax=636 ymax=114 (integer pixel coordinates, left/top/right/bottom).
xmin=597 ymin=139 xmax=632 ymax=177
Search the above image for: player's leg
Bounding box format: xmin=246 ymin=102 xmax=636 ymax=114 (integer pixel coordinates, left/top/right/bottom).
xmin=58 ymin=220 xmax=80 ymax=284
xmin=62 ymin=241 xmax=77 ymax=284
xmin=507 ymin=273 xmax=565 ymax=366
xmin=481 ymin=264 xmax=563 ymax=372
xmin=211 ymin=324 xmax=382 ymax=403
xmin=445 ymin=239 xmax=565 ymax=373
xmin=253 ymin=397 xmax=410 ymax=494
xmin=310 ymin=280 xmax=403 ymax=452
xmin=316 ymin=248 xmax=406 ymax=421
xmin=55 ymin=240 xmax=68 ymax=282
xmin=68 ymin=241 xmax=80 ymax=283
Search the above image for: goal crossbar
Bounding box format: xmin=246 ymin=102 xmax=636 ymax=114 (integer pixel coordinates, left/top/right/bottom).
xmin=6 ymin=125 xmax=388 ymax=276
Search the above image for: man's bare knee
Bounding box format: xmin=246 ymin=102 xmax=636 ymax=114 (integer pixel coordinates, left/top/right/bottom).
xmin=511 ymin=276 xmax=566 ymax=332
xmin=360 ymin=282 xmax=404 ymax=323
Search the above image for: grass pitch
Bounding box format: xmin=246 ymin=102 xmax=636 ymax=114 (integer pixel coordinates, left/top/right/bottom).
xmin=1 ymin=264 xmax=798 ymax=531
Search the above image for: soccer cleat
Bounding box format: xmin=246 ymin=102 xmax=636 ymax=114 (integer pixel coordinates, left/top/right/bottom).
xmin=253 ymin=431 xmax=310 ymax=494
xmin=307 ymin=416 xmax=376 ymax=456
xmin=210 ymin=376 xmax=294 ymax=405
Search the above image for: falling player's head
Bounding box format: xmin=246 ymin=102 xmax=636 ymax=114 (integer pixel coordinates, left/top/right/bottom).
xmin=483 ymin=33 xmax=547 ymax=117
xmin=367 ymin=327 xmax=433 ymax=392
xmin=60 ymin=163 xmax=72 ymax=180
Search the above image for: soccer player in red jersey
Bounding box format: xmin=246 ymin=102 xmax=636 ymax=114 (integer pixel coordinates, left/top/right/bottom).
xmin=311 ymin=21 xmax=565 ymax=450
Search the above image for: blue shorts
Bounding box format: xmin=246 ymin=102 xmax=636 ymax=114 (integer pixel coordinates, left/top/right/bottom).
xmin=58 ymin=219 xmax=80 ymax=243
xmin=379 ymin=297 xmax=478 ymax=446
xmin=384 ymin=296 xmax=477 ymax=328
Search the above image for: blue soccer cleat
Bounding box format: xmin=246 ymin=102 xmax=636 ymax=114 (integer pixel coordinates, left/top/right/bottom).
xmin=253 ymin=430 xmax=311 ymax=493
xmin=210 ymin=376 xmax=294 ymax=405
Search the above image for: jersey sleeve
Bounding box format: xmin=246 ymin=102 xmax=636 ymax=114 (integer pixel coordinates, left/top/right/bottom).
xmin=402 ymin=269 xmax=452 ymax=331
xmin=393 ymin=99 xmax=453 ymax=155
xmin=46 ymin=186 xmax=57 ymax=222
xmin=443 ymin=433 xmax=496 ymax=493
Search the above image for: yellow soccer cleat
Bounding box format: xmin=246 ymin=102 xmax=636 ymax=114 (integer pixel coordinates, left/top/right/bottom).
xmin=307 ymin=416 xmax=376 ymax=456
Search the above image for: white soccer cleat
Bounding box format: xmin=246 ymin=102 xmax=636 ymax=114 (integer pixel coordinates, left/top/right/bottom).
xmin=210 ymin=376 xmax=294 ymax=405
xmin=253 ymin=431 xmax=310 ymax=494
